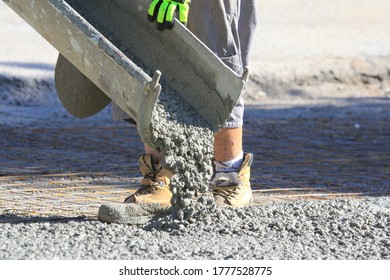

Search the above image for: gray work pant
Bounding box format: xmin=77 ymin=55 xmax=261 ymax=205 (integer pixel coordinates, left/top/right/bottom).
xmin=113 ymin=0 xmax=257 ymax=128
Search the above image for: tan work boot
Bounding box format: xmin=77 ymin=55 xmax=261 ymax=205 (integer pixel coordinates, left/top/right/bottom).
xmin=124 ymin=154 xmax=173 ymax=208
xmin=97 ymin=154 xmax=173 ymax=224
xmin=211 ymin=153 xmax=253 ymax=208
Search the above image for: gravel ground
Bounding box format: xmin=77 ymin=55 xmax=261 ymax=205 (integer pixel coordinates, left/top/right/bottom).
xmin=1 ymin=197 xmax=389 ymax=260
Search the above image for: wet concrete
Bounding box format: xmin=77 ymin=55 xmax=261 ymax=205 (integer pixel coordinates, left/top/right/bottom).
xmin=151 ymin=90 xmax=214 ymax=203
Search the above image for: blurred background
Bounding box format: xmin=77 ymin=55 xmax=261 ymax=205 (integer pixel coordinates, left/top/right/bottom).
xmin=1 ymin=0 xmax=389 ymax=106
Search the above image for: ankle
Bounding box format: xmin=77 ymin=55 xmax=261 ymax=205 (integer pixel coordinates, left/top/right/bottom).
xmin=214 ymin=151 xmax=244 ymax=173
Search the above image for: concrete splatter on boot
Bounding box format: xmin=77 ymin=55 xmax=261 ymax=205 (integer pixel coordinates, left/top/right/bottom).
xmin=211 ymin=153 xmax=253 ymax=208
xmin=98 ymin=154 xmax=173 ymax=224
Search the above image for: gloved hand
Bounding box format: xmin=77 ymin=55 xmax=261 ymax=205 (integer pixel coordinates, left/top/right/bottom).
xmin=148 ymin=0 xmax=191 ymax=30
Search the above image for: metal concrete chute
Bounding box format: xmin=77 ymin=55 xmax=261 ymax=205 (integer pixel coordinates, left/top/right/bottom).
xmin=3 ymin=0 xmax=248 ymax=147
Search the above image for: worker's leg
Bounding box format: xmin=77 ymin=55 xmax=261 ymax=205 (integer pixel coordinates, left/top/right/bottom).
xmin=145 ymin=127 xmax=242 ymax=164
xmin=189 ymin=0 xmax=257 ymax=207
xmin=134 ymin=0 xmax=257 ymax=208
xmin=144 ymin=144 xmax=161 ymax=162
xmin=214 ymin=127 xmax=242 ymax=163
xmin=111 ymin=0 xmax=256 ymax=208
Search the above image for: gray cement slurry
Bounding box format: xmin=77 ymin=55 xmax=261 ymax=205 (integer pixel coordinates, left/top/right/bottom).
xmin=1 ymin=197 xmax=389 ymax=259
xmin=147 ymin=89 xmax=217 ymax=228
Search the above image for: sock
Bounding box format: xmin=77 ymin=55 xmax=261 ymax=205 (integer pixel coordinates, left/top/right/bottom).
xmin=215 ymin=151 xmax=244 ymax=173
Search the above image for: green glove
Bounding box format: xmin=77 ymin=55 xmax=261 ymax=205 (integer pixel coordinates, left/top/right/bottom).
xmin=148 ymin=0 xmax=191 ymax=30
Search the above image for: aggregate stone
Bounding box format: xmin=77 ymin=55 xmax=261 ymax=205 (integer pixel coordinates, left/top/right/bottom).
xmin=148 ymin=89 xmax=217 ymax=229
xmin=3 ymin=197 xmax=388 ymax=259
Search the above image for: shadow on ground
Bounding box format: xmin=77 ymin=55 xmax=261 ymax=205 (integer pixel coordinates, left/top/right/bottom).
xmin=245 ymin=97 xmax=390 ymax=199
xmin=0 ymin=213 xmax=93 ymax=224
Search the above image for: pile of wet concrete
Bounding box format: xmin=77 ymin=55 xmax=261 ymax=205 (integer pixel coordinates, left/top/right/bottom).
xmin=1 ymin=197 xmax=389 ymax=259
